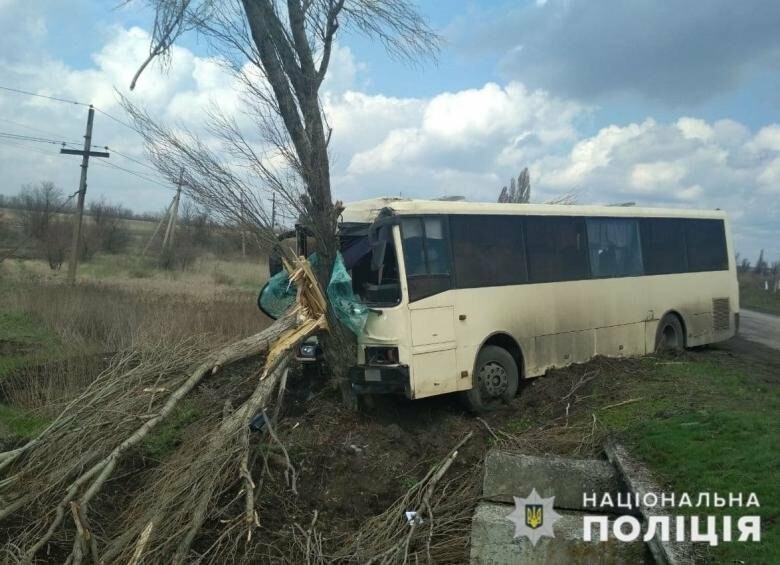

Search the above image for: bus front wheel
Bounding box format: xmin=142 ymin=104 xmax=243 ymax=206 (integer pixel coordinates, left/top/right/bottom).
xmin=462 ymin=345 xmax=519 ymax=412
xmin=655 ymin=314 xmax=685 ymax=352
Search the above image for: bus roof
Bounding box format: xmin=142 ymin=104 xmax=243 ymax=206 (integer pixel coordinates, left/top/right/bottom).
xmin=341 ymin=197 xmax=728 ymax=224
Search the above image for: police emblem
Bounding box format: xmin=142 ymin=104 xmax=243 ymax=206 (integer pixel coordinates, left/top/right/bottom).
xmin=506 ymin=488 xmax=561 ymax=546
xmin=525 ymin=503 xmax=543 ymax=529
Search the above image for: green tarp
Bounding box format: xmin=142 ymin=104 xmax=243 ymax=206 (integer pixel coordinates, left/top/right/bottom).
xmin=257 ymin=253 xmax=369 ymax=336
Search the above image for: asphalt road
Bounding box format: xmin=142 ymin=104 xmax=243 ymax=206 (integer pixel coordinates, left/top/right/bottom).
xmin=740 ymin=309 xmax=780 ymax=351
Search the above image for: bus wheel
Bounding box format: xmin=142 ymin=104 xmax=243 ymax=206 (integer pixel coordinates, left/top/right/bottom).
xmin=462 ymin=345 xmax=519 ymax=412
xmin=655 ymin=314 xmax=684 ymax=352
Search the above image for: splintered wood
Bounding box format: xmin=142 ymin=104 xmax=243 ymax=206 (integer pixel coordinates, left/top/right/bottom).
xmin=262 ymin=256 xmax=329 ymax=378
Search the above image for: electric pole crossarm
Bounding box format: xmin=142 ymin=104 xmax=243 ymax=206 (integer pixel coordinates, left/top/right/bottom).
xmin=60 ymin=148 xmax=110 ymax=158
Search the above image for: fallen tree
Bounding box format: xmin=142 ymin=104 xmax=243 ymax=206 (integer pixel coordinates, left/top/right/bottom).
xmin=0 ymin=258 xmax=326 ymax=563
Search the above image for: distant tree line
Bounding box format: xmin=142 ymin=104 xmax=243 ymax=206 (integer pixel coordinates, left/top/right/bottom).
xmin=736 ymin=249 xmax=779 ymax=276
xmin=0 ymin=181 xmax=267 ymax=270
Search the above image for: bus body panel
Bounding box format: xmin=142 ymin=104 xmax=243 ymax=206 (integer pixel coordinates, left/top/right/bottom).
xmin=350 ymin=200 xmax=739 ymax=400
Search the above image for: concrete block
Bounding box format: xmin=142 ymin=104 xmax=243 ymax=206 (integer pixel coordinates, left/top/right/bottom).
xmin=605 ymin=441 xmax=695 ymax=565
xmin=482 ymin=450 xmax=622 ymax=511
xmin=470 ymin=502 xmax=649 ymax=565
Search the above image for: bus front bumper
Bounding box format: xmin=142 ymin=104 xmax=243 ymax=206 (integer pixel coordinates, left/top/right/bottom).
xmin=349 ymin=364 xmax=410 ymax=396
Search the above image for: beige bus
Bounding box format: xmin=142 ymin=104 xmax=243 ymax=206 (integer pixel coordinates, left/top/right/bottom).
xmin=334 ymin=198 xmax=738 ymax=411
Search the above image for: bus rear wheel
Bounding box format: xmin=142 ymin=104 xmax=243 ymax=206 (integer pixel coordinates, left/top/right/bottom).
xmin=462 ymin=345 xmax=519 ymax=412
xmin=655 ymin=314 xmax=684 ymax=352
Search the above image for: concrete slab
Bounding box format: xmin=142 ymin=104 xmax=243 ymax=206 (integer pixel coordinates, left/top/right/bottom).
xmin=470 ymin=502 xmax=650 ymax=565
xmin=482 ymin=450 xmax=622 ymax=511
xmin=605 ymin=441 xmax=695 ymax=565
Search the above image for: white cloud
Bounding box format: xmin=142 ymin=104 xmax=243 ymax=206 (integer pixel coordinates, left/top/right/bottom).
xmin=540 ymin=120 xmax=651 ymax=188
xmin=345 ymin=82 xmax=582 ymax=176
xmin=0 ymin=21 xmax=777 ymax=261
xmin=531 ymin=118 xmax=779 ymax=257
xmin=748 ymin=125 xmax=780 ymax=153
xmin=0 ymin=26 xmax=237 ymax=213
xmin=321 ymin=44 xmax=365 ymax=94
xmin=757 ymin=157 xmax=780 ymax=191
xmin=676 ymin=117 xmax=714 ymax=141
xmin=630 ymin=161 xmax=687 ymax=192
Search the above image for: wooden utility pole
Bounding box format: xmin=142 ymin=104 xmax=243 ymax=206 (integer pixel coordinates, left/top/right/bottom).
xmin=271 ymin=192 xmax=276 ymax=230
xmin=62 ymin=105 xmax=109 ymax=284
xmin=141 ymin=195 xmax=176 ymax=257
xmin=240 ymin=189 xmax=246 ymax=256
xmin=161 ymin=172 xmax=183 ymax=253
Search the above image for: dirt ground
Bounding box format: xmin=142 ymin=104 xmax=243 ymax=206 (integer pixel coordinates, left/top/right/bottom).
xmin=2 ymin=333 xmax=777 ymax=562
xmin=246 ymin=335 xmax=780 ymax=561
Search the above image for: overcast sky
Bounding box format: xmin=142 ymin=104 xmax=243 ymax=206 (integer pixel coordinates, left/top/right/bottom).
xmin=0 ymin=0 xmax=778 ymax=260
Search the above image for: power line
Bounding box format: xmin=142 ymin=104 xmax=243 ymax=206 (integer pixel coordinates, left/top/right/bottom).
xmin=93 ymin=106 xmax=143 ymax=136
xmin=0 ymin=137 xmax=62 ymax=157
xmin=92 ymin=159 xmax=172 ymax=190
xmin=0 ymin=117 xmax=78 ymax=143
xmin=0 ymin=84 xmax=175 ymax=193
xmin=0 ymin=83 xmax=143 ymax=137
xmin=0 ymin=85 xmax=87 ymax=107
xmin=0 ymin=130 xmax=74 ymax=146
xmin=106 ymin=146 xmax=160 ymax=173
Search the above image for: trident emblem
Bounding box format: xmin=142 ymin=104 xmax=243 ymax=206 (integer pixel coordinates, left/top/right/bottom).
xmin=525 ymin=504 xmax=543 ymax=529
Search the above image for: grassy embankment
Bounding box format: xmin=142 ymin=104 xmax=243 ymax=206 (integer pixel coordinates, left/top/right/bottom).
xmin=0 ymin=255 xmax=271 ymax=446
xmin=487 ymin=347 xmax=777 ymax=563
xmin=564 ymin=352 xmax=778 ymax=563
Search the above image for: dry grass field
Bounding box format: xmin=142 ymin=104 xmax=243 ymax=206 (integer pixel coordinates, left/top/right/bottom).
xmin=0 ymin=254 xmax=272 ymax=436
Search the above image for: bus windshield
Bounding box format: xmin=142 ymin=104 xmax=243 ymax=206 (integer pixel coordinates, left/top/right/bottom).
xmin=340 ymin=222 xmax=401 ymax=307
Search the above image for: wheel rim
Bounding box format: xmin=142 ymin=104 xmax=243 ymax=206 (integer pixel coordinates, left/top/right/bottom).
xmin=478 ymin=361 xmax=508 ymax=398
xmin=661 ymin=324 xmax=679 ymax=349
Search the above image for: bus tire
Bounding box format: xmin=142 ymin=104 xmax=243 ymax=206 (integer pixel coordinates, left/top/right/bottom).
xmin=461 ymin=345 xmax=519 ymax=413
xmin=655 ymin=313 xmax=685 ymax=352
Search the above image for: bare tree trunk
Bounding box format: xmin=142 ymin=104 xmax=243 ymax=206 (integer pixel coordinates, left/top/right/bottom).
xmin=126 ymin=0 xmax=439 ymax=399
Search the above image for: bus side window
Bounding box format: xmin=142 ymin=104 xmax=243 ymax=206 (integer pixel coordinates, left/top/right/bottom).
xmin=401 ymin=216 xmax=452 ymax=301
xmin=423 ymin=217 xmax=449 ymax=275
xmin=450 ymin=215 xmax=527 ymax=288
xmin=685 ymin=219 xmax=728 ymax=272
xmin=526 ymin=216 xmax=589 ymax=283
xmin=641 ymin=218 xmax=688 ymax=275
xmin=401 ymin=218 xmax=427 ymax=276
xmin=586 ymin=218 xmax=644 ymax=278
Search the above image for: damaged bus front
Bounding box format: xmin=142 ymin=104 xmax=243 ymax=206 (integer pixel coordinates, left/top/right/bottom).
xmin=261 ymin=201 xmax=446 ymax=401
xmin=338 ymin=203 xmax=467 ymax=403
xmin=340 ymin=211 xmax=412 ymax=397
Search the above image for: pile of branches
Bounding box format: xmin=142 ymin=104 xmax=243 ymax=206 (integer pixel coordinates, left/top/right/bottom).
xmin=333 ymin=433 xmax=477 ymax=565
xmin=0 ymin=258 xmax=326 ymax=564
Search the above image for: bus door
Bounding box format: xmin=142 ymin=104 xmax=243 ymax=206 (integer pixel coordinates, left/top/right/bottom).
xmin=400 ymin=216 xmax=459 ymax=398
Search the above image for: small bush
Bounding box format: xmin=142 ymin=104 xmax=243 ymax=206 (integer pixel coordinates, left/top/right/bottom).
xmin=129 ymin=263 xmax=152 ymax=279
xmin=87 ymin=198 xmax=131 ymax=254
xmin=211 ymin=269 xmax=234 ymax=286
xmin=41 ymin=219 xmax=71 ymax=271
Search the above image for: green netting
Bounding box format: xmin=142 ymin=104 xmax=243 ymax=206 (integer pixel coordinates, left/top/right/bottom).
xmin=257 ymin=253 xmax=369 ymax=336
xmin=257 ymin=265 xmax=297 ymax=320
xmin=326 ymin=253 xmax=369 ymax=335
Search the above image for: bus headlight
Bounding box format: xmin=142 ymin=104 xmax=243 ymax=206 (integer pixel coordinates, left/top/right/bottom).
xmin=365 ymin=346 xmax=399 ymax=365
xmin=299 ymin=343 xmax=317 ymax=358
